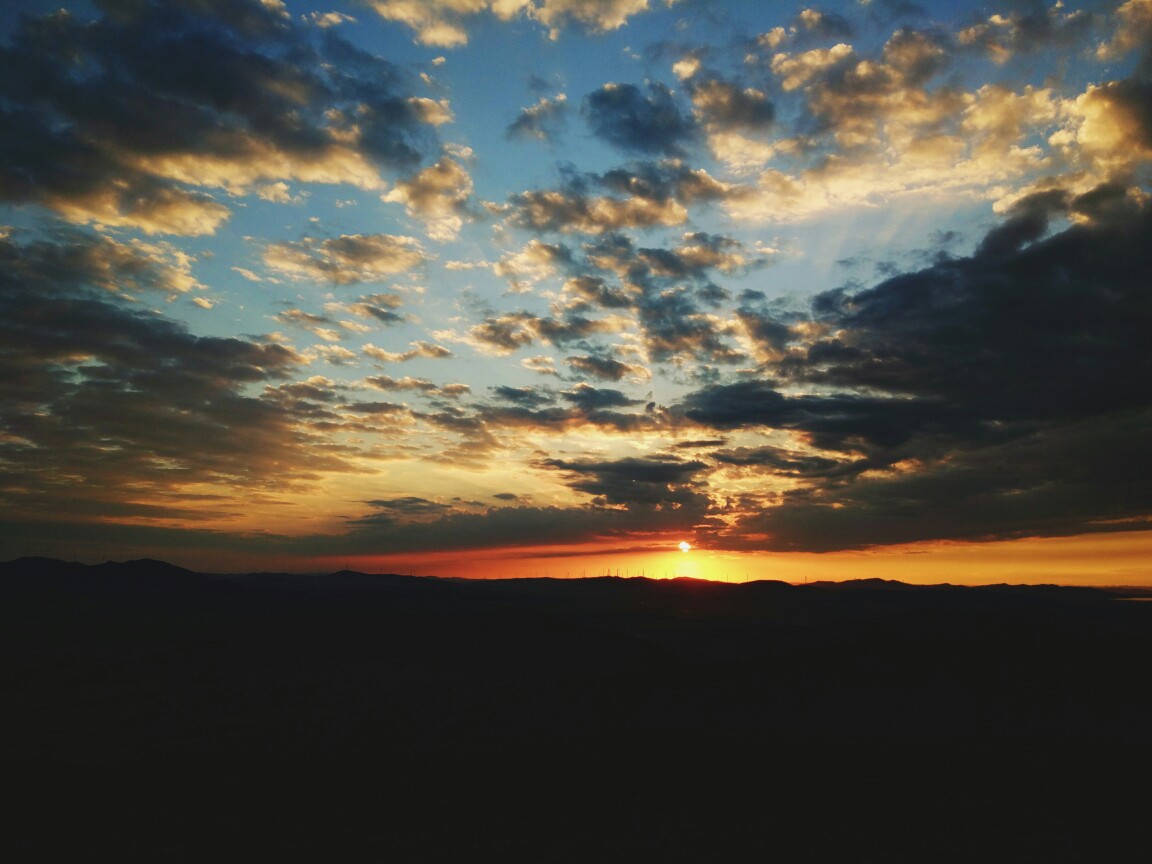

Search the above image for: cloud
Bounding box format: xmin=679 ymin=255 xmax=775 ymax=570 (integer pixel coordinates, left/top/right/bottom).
xmin=712 ymin=445 xmax=858 ymax=479
xmin=363 ymin=341 xmax=454 ymax=362
xmin=541 ymin=454 xmax=711 ymax=509
xmin=563 ymin=230 xmax=767 ymax=364
xmin=726 ymin=411 xmax=1152 ymax=552
xmin=342 ymin=400 xmax=410 ymax=415
xmin=566 ymin=354 xmax=650 ymax=381
xmin=503 ymin=160 xmax=733 ymax=234
xmin=0 ymin=229 xmax=362 ymax=527
xmin=383 ymin=156 xmax=475 ymax=241
xmin=676 ymin=192 xmax=1152 ymax=550
xmin=560 ymin=383 xmax=643 ymax=411
xmin=359 ymin=496 xmax=456 ymax=522
xmin=795 ymin=7 xmax=855 ymax=40
xmin=274 ymin=308 xmax=343 ymax=342
xmin=727 ymin=24 xmax=1124 ymax=220
xmin=263 ymin=234 xmax=428 ymax=283
xmin=465 ymin=310 xmax=622 ymax=354
xmin=688 ymin=76 xmax=775 ymax=136
xmin=345 ymin=292 xmax=408 ymax=325
xmin=582 ymin=82 xmax=698 ymax=156
xmin=469 ymin=395 xmax=679 ymax=436
xmin=493 ymin=239 xmax=573 ymax=292
xmin=256 ymin=182 xmax=306 ymax=204
xmin=1097 ymin=0 xmax=1152 ymax=60
xmin=308 ymin=11 xmax=357 ymax=28
xmin=507 ymin=93 xmax=569 ymax=142
xmin=0 ymin=230 xmax=206 ymax=301
xmin=366 ymin=374 xmax=470 ymax=400
xmin=529 ymin=0 xmax=656 ymax=38
xmin=339 ymin=498 xmax=704 ymax=554
xmin=491 ymin=385 xmax=558 ymax=408
xmin=0 ymin=1 xmax=444 ymax=234
xmin=522 ymin=355 xmax=560 ymax=375
xmin=365 ymin=0 xmax=657 ymax=47
xmin=460 ymin=227 xmax=765 ymax=370
xmin=1049 ymin=71 xmax=1152 ymax=188
xmin=958 ymin=4 xmax=1094 ymax=64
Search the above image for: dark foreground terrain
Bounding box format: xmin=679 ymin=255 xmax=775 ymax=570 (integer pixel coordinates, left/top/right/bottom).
xmin=3 ymin=557 xmax=1151 ymax=861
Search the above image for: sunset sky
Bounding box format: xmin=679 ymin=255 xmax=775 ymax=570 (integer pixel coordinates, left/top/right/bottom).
xmin=1 ymin=0 xmax=1150 ymax=583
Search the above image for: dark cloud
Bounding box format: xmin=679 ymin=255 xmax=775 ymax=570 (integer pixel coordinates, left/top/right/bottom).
xmin=767 ymin=26 xmax=955 ymax=149
xmin=562 ymin=230 xmax=761 ymax=364
xmin=563 ymin=276 xmax=633 ymax=309
xmin=366 ymin=374 xmax=438 ymax=393
xmin=343 ymin=401 xmax=410 ymax=415
xmin=727 ymin=410 xmax=1152 ymax=552
xmin=358 ymin=496 xmax=454 ymax=524
xmin=0 ymin=1 xmax=442 ymax=234
xmin=348 ymin=293 xmax=407 ymax=325
xmin=642 ymin=302 xmax=743 ymax=364
xmin=566 ymin=354 xmax=645 ymax=381
xmin=680 ymin=380 xmax=941 ymax=452
xmin=473 ymin=402 xmax=675 ymax=436
xmin=542 ymin=455 xmax=711 ymax=510
xmin=467 ymin=310 xmax=617 ymax=354
xmin=582 ymin=82 xmax=697 ymax=156
xmin=506 ymin=94 xmax=568 ymax=142
xmin=491 ymin=386 xmax=557 ymax=408
xmin=975 ymin=189 xmax=1066 ymax=258
xmin=481 ymin=226 xmax=759 ymax=370
xmin=560 ymin=384 xmax=642 ymax=411
xmin=671 ymin=438 xmax=727 ymax=450
xmin=596 ymin=161 xmax=732 ymax=206
xmin=958 ymin=4 xmax=1094 ymax=61
xmin=503 ymin=159 xmax=733 ymax=235
xmin=799 ymin=192 xmax=1152 ymax=423
xmin=736 ymin=307 xmax=794 ymax=359
xmin=712 ymin=445 xmax=860 ymax=479
xmin=0 ymin=229 xmax=360 ymax=527
xmin=688 ymin=76 xmax=775 ymax=132
xmin=794 ymin=8 xmax=856 ymax=40
xmin=469 ymin=313 xmax=538 ymax=352
xmin=677 ymin=192 xmax=1152 ymax=550
xmin=338 ymin=500 xmax=706 ymax=554
xmin=264 ymin=234 xmax=428 ymax=283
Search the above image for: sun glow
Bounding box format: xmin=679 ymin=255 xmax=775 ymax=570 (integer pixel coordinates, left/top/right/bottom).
xmin=679 ymin=541 xmax=692 ymax=553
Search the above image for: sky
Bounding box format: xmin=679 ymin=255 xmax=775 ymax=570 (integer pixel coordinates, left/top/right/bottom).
xmin=1 ymin=0 xmax=1151 ymax=583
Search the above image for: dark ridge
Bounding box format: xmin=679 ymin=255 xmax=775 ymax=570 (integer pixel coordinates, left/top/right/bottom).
xmin=0 ymin=556 xmax=90 ymax=577
xmin=3 ymin=555 xmax=1151 ymax=860
xmin=804 ymin=576 xmax=925 ymax=590
xmin=90 ymin=557 xmax=202 ymax=579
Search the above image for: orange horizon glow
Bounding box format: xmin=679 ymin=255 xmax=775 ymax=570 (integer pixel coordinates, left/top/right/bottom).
xmin=300 ymin=529 xmax=1152 ymax=587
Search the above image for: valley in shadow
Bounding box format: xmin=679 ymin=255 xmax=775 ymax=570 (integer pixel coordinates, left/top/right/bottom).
xmin=3 ymin=557 xmax=1151 ymax=862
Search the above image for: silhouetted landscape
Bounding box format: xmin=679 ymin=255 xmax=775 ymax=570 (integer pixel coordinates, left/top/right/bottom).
xmin=4 ymin=557 xmax=1151 ymax=861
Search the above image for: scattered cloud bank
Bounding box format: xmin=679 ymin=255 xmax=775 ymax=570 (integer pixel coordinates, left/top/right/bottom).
xmin=2 ymin=0 xmax=1152 ymax=565
xmin=0 ymin=0 xmax=450 ymax=235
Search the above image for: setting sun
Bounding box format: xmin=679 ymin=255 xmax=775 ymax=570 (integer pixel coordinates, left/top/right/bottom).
xmin=1 ymin=0 xmax=1150 ymax=590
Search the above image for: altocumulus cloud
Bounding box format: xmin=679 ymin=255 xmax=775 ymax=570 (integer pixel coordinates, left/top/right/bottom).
xmin=0 ymin=0 xmax=444 ymax=235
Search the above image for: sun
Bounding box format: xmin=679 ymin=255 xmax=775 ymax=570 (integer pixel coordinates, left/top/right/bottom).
xmin=678 ymin=541 xmax=692 ymax=553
